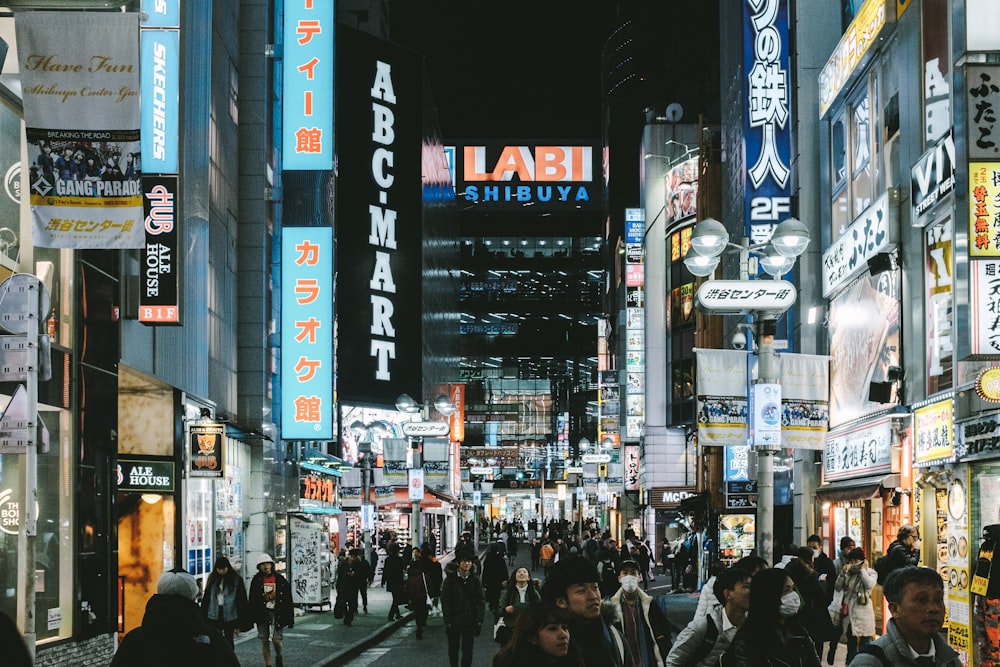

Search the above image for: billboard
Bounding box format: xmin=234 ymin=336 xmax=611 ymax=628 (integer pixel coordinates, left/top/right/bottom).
xmin=335 ymin=27 xmax=422 ymax=405
xmin=450 ymin=142 xmax=602 ymax=213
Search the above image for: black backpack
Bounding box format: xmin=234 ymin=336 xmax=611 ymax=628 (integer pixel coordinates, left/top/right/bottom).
xmin=600 ymin=559 xmax=618 ymax=591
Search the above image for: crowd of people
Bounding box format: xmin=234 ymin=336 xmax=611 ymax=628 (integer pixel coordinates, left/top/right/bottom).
xmin=6 ymin=520 xmax=952 ymax=667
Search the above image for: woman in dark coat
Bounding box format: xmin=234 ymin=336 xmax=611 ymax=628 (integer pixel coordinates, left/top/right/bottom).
xmin=481 ymin=543 xmax=510 ymax=613
xmin=200 ymin=556 xmax=250 ymax=647
xmin=381 ymin=543 xmax=407 ymax=621
xmin=405 ymin=560 xmax=431 ymax=638
xmin=723 ymin=567 xmax=823 ymax=667
xmin=495 ymin=566 xmax=543 ymax=646
xmin=419 ymin=544 xmax=444 ymax=607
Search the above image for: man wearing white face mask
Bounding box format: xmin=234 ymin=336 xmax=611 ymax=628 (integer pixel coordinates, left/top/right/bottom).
xmin=607 ymin=559 xmax=673 ymax=666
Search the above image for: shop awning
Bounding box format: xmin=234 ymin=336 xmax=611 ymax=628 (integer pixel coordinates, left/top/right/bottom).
xmin=390 ymin=486 xmax=459 ymax=510
xmin=815 ymin=474 xmax=900 ymax=503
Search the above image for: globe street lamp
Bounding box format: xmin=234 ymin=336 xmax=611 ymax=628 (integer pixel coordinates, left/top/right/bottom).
xmin=683 ymin=216 xmax=810 ymax=566
xmin=394 ymin=393 xmax=456 ymax=550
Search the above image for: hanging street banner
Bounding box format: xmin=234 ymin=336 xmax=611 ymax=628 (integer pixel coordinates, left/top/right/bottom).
xmin=16 ymin=12 xmax=144 ymax=248
xmin=696 ymin=349 xmax=829 ymax=449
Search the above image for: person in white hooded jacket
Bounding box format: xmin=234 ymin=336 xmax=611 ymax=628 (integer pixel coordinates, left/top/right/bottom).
xmin=606 ymin=559 xmax=673 ymax=666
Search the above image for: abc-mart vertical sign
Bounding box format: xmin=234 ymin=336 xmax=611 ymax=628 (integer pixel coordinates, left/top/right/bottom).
xmin=744 ymin=0 xmax=793 ymax=243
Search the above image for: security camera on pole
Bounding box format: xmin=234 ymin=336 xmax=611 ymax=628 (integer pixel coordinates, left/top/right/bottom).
xmin=683 ymin=217 xmax=810 ymax=566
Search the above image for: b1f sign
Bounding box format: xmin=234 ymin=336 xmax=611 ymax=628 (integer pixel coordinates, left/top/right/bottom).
xmin=750 ymin=383 xmax=782 ymax=447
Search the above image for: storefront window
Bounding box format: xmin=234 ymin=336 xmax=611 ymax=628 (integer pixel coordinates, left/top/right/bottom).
xmin=0 ymin=95 xmax=20 ymax=269
xmin=851 ymin=90 xmax=874 ymax=216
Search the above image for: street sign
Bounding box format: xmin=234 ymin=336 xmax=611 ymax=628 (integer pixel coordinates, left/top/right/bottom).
xmin=566 ymin=465 xmax=584 ymax=474
xmin=469 ymin=466 xmax=493 ymax=476
xmin=0 ymin=385 xmax=29 ymax=453
xmin=401 ymin=421 xmax=450 ymax=437
xmin=695 ymin=279 xmax=797 ymax=314
xmin=581 ymin=453 xmax=612 ymax=464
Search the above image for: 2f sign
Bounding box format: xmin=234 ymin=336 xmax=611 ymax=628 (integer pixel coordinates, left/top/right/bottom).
xmin=750 ymin=196 xmax=791 ymax=221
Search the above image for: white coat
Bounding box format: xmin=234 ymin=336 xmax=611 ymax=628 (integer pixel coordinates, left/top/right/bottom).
xmin=834 ymin=564 xmax=876 ymax=637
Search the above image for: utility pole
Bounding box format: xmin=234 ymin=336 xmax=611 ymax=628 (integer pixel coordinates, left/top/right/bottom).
xmin=358 ymin=441 xmax=373 ymax=567
xmin=755 ymin=316 xmax=779 ymax=567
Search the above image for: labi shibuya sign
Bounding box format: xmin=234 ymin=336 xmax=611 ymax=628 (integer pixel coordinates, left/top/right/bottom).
xmin=448 ymin=143 xmax=601 ymax=213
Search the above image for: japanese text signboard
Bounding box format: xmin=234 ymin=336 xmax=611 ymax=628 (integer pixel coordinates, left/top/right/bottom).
xmin=824 ymin=418 xmax=892 ymax=482
xmin=283 ymin=0 xmax=334 ymax=170
xmin=281 ymin=227 xmax=334 ymax=439
xmin=743 ymin=0 xmax=793 ymax=242
xmin=966 ymin=66 xmax=1000 ymax=161
xmin=140 ymin=176 xmax=180 ymax=324
xmin=969 ymin=163 xmax=1000 ymax=257
xmin=969 ymin=259 xmax=1000 ymax=356
xmin=818 ymin=0 xmax=890 ymax=117
xmin=913 ymin=399 xmax=955 ymax=467
xmin=696 ymin=279 xmax=797 ymax=314
xmin=822 ymin=192 xmax=892 ymax=296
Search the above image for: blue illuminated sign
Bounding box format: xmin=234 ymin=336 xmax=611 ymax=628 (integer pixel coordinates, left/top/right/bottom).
xmin=281 ymin=227 xmax=334 ymax=439
xmin=142 ymin=0 xmax=180 ymax=28
xmin=282 ymin=0 xmax=334 ymax=170
xmin=140 ymin=30 xmax=179 ymax=174
xmin=743 ymin=0 xmax=793 ymax=242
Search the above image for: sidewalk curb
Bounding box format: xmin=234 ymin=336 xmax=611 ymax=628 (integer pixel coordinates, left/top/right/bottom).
xmin=318 ymin=611 xmax=415 ymax=667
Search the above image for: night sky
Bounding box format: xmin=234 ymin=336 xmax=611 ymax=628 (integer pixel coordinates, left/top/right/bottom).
xmin=388 ymin=0 xmax=619 ymax=141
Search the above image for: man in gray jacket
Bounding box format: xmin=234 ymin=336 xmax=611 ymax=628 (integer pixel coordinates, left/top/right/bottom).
xmin=847 ymin=566 xmax=960 ymax=667
xmin=665 ymin=567 xmax=751 ymax=667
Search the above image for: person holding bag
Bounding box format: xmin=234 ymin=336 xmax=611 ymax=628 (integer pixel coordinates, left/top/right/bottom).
xmin=833 ymin=547 xmax=877 ymax=664
xmin=405 ymin=560 xmax=431 ymax=639
xmin=200 ymin=556 xmax=251 ymax=647
xmin=495 ymin=566 xmax=543 ymax=646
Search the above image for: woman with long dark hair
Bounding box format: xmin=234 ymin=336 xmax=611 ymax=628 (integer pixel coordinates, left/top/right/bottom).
xmin=723 ymin=567 xmax=822 ymax=667
xmin=200 ymin=556 xmax=249 ymax=647
xmin=493 ymin=602 xmax=585 ymax=667
xmin=495 ymin=566 xmax=543 ymax=645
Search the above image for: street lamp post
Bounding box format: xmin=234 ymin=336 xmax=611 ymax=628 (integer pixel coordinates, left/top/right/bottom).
xmin=683 ymin=216 xmax=810 ymax=566
xmin=395 ymin=393 xmax=456 ymax=551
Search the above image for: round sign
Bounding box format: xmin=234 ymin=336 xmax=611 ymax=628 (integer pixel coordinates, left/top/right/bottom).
xmin=975 ymin=367 xmax=1000 ymax=403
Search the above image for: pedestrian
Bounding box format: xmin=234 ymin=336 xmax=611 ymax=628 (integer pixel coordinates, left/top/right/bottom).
xmin=883 ymin=525 xmax=922 ymax=573
xmin=673 ymin=540 xmax=690 ymax=593
xmin=666 ymin=567 xmax=751 ymax=667
xmin=834 ymin=547 xmax=877 ymax=664
xmin=335 ymin=549 xmax=367 ymax=626
xmin=492 ymin=602 xmax=586 ymax=667
xmin=785 ymin=547 xmax=835 ymax=656
xmin=248 ymin=554 xmax=294 ymax=667
xmin=607 ymin=558 xmax=673 ymax=665
xmin=419 ymin=543 xmax=444 ymax=610
xmin=847 ymin=566 xmax=958 ymax=667
xmin=441 ymin=548 xmax=486 ymax=667
xmin=832 ymin=536 xmax=857 ymax=574
xmin=405 ymin=559 xmax=431 ymax=639
xmin=495 ymin=566 xmax=543 ymax=645
xmin=482 ymin=542 xmax=511 ymax=613
xmin=541 ymin=554 xmax=628 ymax=667
xmin=540 ymin=539 xmax=556 ymax=576
xmin=356 ymin=546 xmax=374 ymax=614
xmin=722 ymin=567 xmax=822 ymax=667
xmin=382 ymin=543 xmax=407 ymax=621
xmin=112 ymin=569 xmax=238 ymax=667
xmin=200 ymin=556 xmax=251 ymax=648
xmin=507 ymin=533 xmax=519 ymax=566
xmin=531 ymin=537 xmax=541 ymax=571
xmin=0 ymin=609 xmax=32 ymax=667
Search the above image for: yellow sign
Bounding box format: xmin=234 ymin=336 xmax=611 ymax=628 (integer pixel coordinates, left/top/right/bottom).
xmin=913 ymin=399 xmax=953 ymax=465
xmin=975 ymin=368 xmax=1000 ymax=403
xmin=970 ymin=162 xmax=1000 ymax=257
xmin=819 ymin=0 xmax=890 ymax=116
xmin=897 ymin=0 xmax=912 ymax=18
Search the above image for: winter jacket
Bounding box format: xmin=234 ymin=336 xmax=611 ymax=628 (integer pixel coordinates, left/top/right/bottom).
xmin=886 ymin=540 xmax=921 ymax=571
xmin=248 ymin=570 xmax=295 ymax=628
xmin=498 ymin=578 xmax=543 ymax=619
xmin=481 ymin=550 xmax=510 ymax=608
xmin=200 ymin=574 xmax=249 ymax=627
xmin=695 ymin=575 xmax=721 ymax=618
xmin=666 ymin=604 xmax=741 ymax=667
xmin=335 ymin=558 xmax=367 ymax=598
xmin=110 ymin=594 xmax=239 ymax=667
xmin=420 ymin=554 xmax=444 ymax=597
xmin=440 ymin=562 xmax=486 ymax=631
xmin=606 ymin=589 xmax=672 ymax=665
xmin=382 ymin=553 xmax=406 ymax=594
xmin=834 ymin=564 xmax=877 ymax=637
xmin=723 ymin=616 xmax=823 ymax=667
xmin=812 ymin=552 xmax=838 ymax=604
xmin=1 ymin=610 xmax=34 ymax=667
xmin=848 ymin=618 xmax=961 ymax=667
xmin=568 ymin=606 xmax=628 ymax=667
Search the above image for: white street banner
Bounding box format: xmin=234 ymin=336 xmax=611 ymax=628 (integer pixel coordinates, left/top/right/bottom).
xmin=16 ymin=12 xmax=143 ymax=248
xmin=696 ymin=349 xmax=750 ymax=447
xmin=780 ymin=353 xmax=830 ymax=450
xmin=697 ymin=348 xmax=829 ymax=449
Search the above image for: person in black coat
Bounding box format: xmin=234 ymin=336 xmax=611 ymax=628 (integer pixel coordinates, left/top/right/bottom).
xmin=1 ymin=610 xmax=32 ymax=667
xmin=111 ymin=570 xmax=239 ymax=667
xmin=248 ymin=553 xmax=295 ymax=667
xmin=441 ymin=549 xmax=486 ymax=667
xmin=481 ymin=543 xmax=510 ymax=613
xmin=335 ymin=549 xmax=368 ymax=626
xmin=723 ymin=568 xmax=822 ymax=667
xmin=381 ymin=543 xmax=407 ymax=621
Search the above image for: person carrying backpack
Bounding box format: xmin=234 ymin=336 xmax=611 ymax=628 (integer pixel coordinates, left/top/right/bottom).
xmin=666 ymin=567 xmax=751 ymax=667
xmin=598 ymin=552 xmax=619 ymax=598
xmin=875 ymin=525 xmax=921 ymax=585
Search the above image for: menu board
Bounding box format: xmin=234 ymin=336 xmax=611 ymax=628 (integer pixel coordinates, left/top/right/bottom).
xmin=718 ymin=514 xmax=756 ymax=564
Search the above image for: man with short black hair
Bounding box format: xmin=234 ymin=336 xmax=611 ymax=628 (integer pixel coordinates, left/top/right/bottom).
xmin=441 ymin=549 xmax=485 ymax=667
xmin=608 ymin=559 xmax=672 ymax=665
xmin=848 ymin=567 xmax=959 ymax=667
xmin=542 ymin=556 xmax=628 ymax=667
xmin=665 ymin=568 xmax=751 ymax=667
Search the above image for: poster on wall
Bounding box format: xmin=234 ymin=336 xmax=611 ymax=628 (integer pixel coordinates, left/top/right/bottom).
xmin=16 ymin=12 xmax=144 ymax=249
xmin=289 ymin=515 xmax=323 ymax=605
xmin=969 ymin=162 xmax=1000 ymax=257
xmin=946 ymin=468 xmax=971 ymax=663
xmin=970 ymin=259 xmax=1000 ymax=356
xmin=966 ymin=66 xmax=1000 ymax=161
